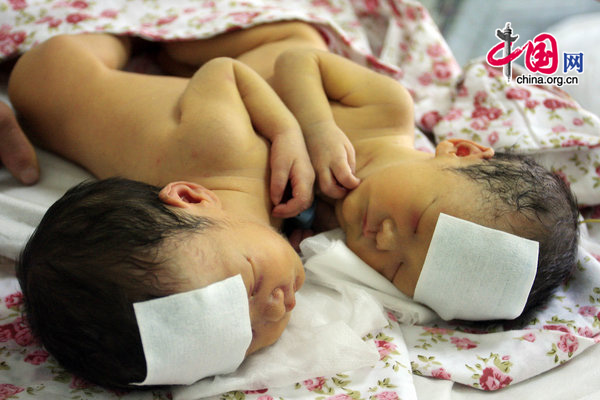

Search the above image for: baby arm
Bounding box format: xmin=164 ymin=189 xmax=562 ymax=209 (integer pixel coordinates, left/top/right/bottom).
xmin=179 ymin=58 xmax=314 ymax=218
xmin=162 ymin=22 xmax=328 ymax=80
xmin=273 ymin=50 xmax=414 ymax=197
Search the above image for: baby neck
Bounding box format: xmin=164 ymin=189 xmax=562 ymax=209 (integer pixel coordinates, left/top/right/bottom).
xmin=354 ymin=137 xmax=428 ymax=179
xmin=204 ymin=176 xmax=281 ymax=229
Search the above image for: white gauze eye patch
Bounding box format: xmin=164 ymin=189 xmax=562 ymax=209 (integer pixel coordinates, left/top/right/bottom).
xmin=131 ymin=274 xmax=252 ymax=386
xmin=414 ymin=213 xmax=539 ymax=321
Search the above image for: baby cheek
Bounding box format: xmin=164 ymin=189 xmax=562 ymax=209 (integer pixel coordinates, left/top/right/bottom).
xmin=401 ymin=247 xmax=430 ymax=297
xmin=393 ymin=269 xmax=418 ymax=297
xmin=410 ymin=210 xmax=421 ymax=233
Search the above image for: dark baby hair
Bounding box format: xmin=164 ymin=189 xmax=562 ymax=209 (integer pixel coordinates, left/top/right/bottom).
xmin=450 ymin=152 xmax=579 ymax=320
xmin=16 ymin=177 xmax=214 ymax=389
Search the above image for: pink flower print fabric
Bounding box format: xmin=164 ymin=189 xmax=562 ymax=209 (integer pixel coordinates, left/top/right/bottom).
xmin=1 ymin=0 xmax=600 ymax=398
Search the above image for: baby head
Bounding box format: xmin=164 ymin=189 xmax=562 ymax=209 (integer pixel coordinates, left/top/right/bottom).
xmin=445 ymin=151 xmax=579 ymax=318
xmin=17 ymin=178 xmax=304 ymax=388
xmin=338 ymin=139 xmax=578 ymax=320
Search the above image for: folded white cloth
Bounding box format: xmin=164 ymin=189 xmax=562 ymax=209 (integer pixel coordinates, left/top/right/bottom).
xmin=414 ymin=213 xmax=538 ymax=321
xmin=133 ymin=275 xmax=252 ymax=386
xmin=173 ymin=277 xmax=386 ymax=399
xmin=299 ymin=229 xmax=438 ymax=325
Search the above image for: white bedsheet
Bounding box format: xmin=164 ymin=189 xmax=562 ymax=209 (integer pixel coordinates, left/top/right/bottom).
xmin=1 ymin=0 xmax=600 ymax=399
xmin=0 ymin=148 xmax=94 ymax=260
xmin=2 ymin=161 xmax=600 ymax=399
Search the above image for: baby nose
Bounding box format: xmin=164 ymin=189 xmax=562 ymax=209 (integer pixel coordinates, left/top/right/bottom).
xmin=284 ymin=286 xmax=296 ymax=312
xmin=376 ymin=218 xmax=396 ymax=250
xmin=264 ymin=285 xmax=295 ymax=321
xmin=276 ymin=284 xmax=297 ymax=313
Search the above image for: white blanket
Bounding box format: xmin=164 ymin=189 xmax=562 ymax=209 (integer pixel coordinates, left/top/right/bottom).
xmin=1 ymin=0 xmax=600 ymax=399
xmin=0 ymin=149 xmax=94 ymax=260
xmin=3 ymin=153 xmax=600 ymax=398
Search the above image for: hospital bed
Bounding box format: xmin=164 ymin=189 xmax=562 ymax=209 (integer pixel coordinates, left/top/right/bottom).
xmin=1 ymin=1 xmax=599 ymax=399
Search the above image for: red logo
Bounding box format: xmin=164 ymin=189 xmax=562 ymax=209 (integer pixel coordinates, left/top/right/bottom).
xmin=486 ymin=23 xmax=559 ymax=82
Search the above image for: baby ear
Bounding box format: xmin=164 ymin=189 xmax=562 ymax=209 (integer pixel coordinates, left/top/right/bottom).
xmin=435 ymin=138 xmax=494 ymax=159
xmin=158 ymin=181 xmax=221 ymax=209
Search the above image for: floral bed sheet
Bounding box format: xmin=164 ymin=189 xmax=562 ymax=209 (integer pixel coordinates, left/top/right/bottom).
xmin=1 ymin=0 xmax=600 ymax=399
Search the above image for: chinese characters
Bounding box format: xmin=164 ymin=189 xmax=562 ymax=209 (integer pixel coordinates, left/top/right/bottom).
xmin=486 ymin=22 xmax=583 ymax=85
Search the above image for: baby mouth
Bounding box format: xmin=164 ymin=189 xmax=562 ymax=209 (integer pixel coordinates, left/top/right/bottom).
xmin=362 ymin=209 xmax=378 ymax=239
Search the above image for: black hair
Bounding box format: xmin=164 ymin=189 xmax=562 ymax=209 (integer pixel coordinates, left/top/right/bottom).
xmin=16 ymin=177 xmax=214 ymax=389
xmin=449 ymin=152 xmax=579 ymax=320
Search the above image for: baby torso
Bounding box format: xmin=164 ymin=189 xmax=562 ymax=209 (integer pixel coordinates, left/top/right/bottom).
xmin=77 ymin=68 xmax=272 ymax=191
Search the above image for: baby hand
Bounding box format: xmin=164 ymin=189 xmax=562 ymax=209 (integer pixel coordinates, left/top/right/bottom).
xmin=270 ymin=132 xmax=315 ymax=219
xmin=305 ymin=120 xmax=360 ymax=199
